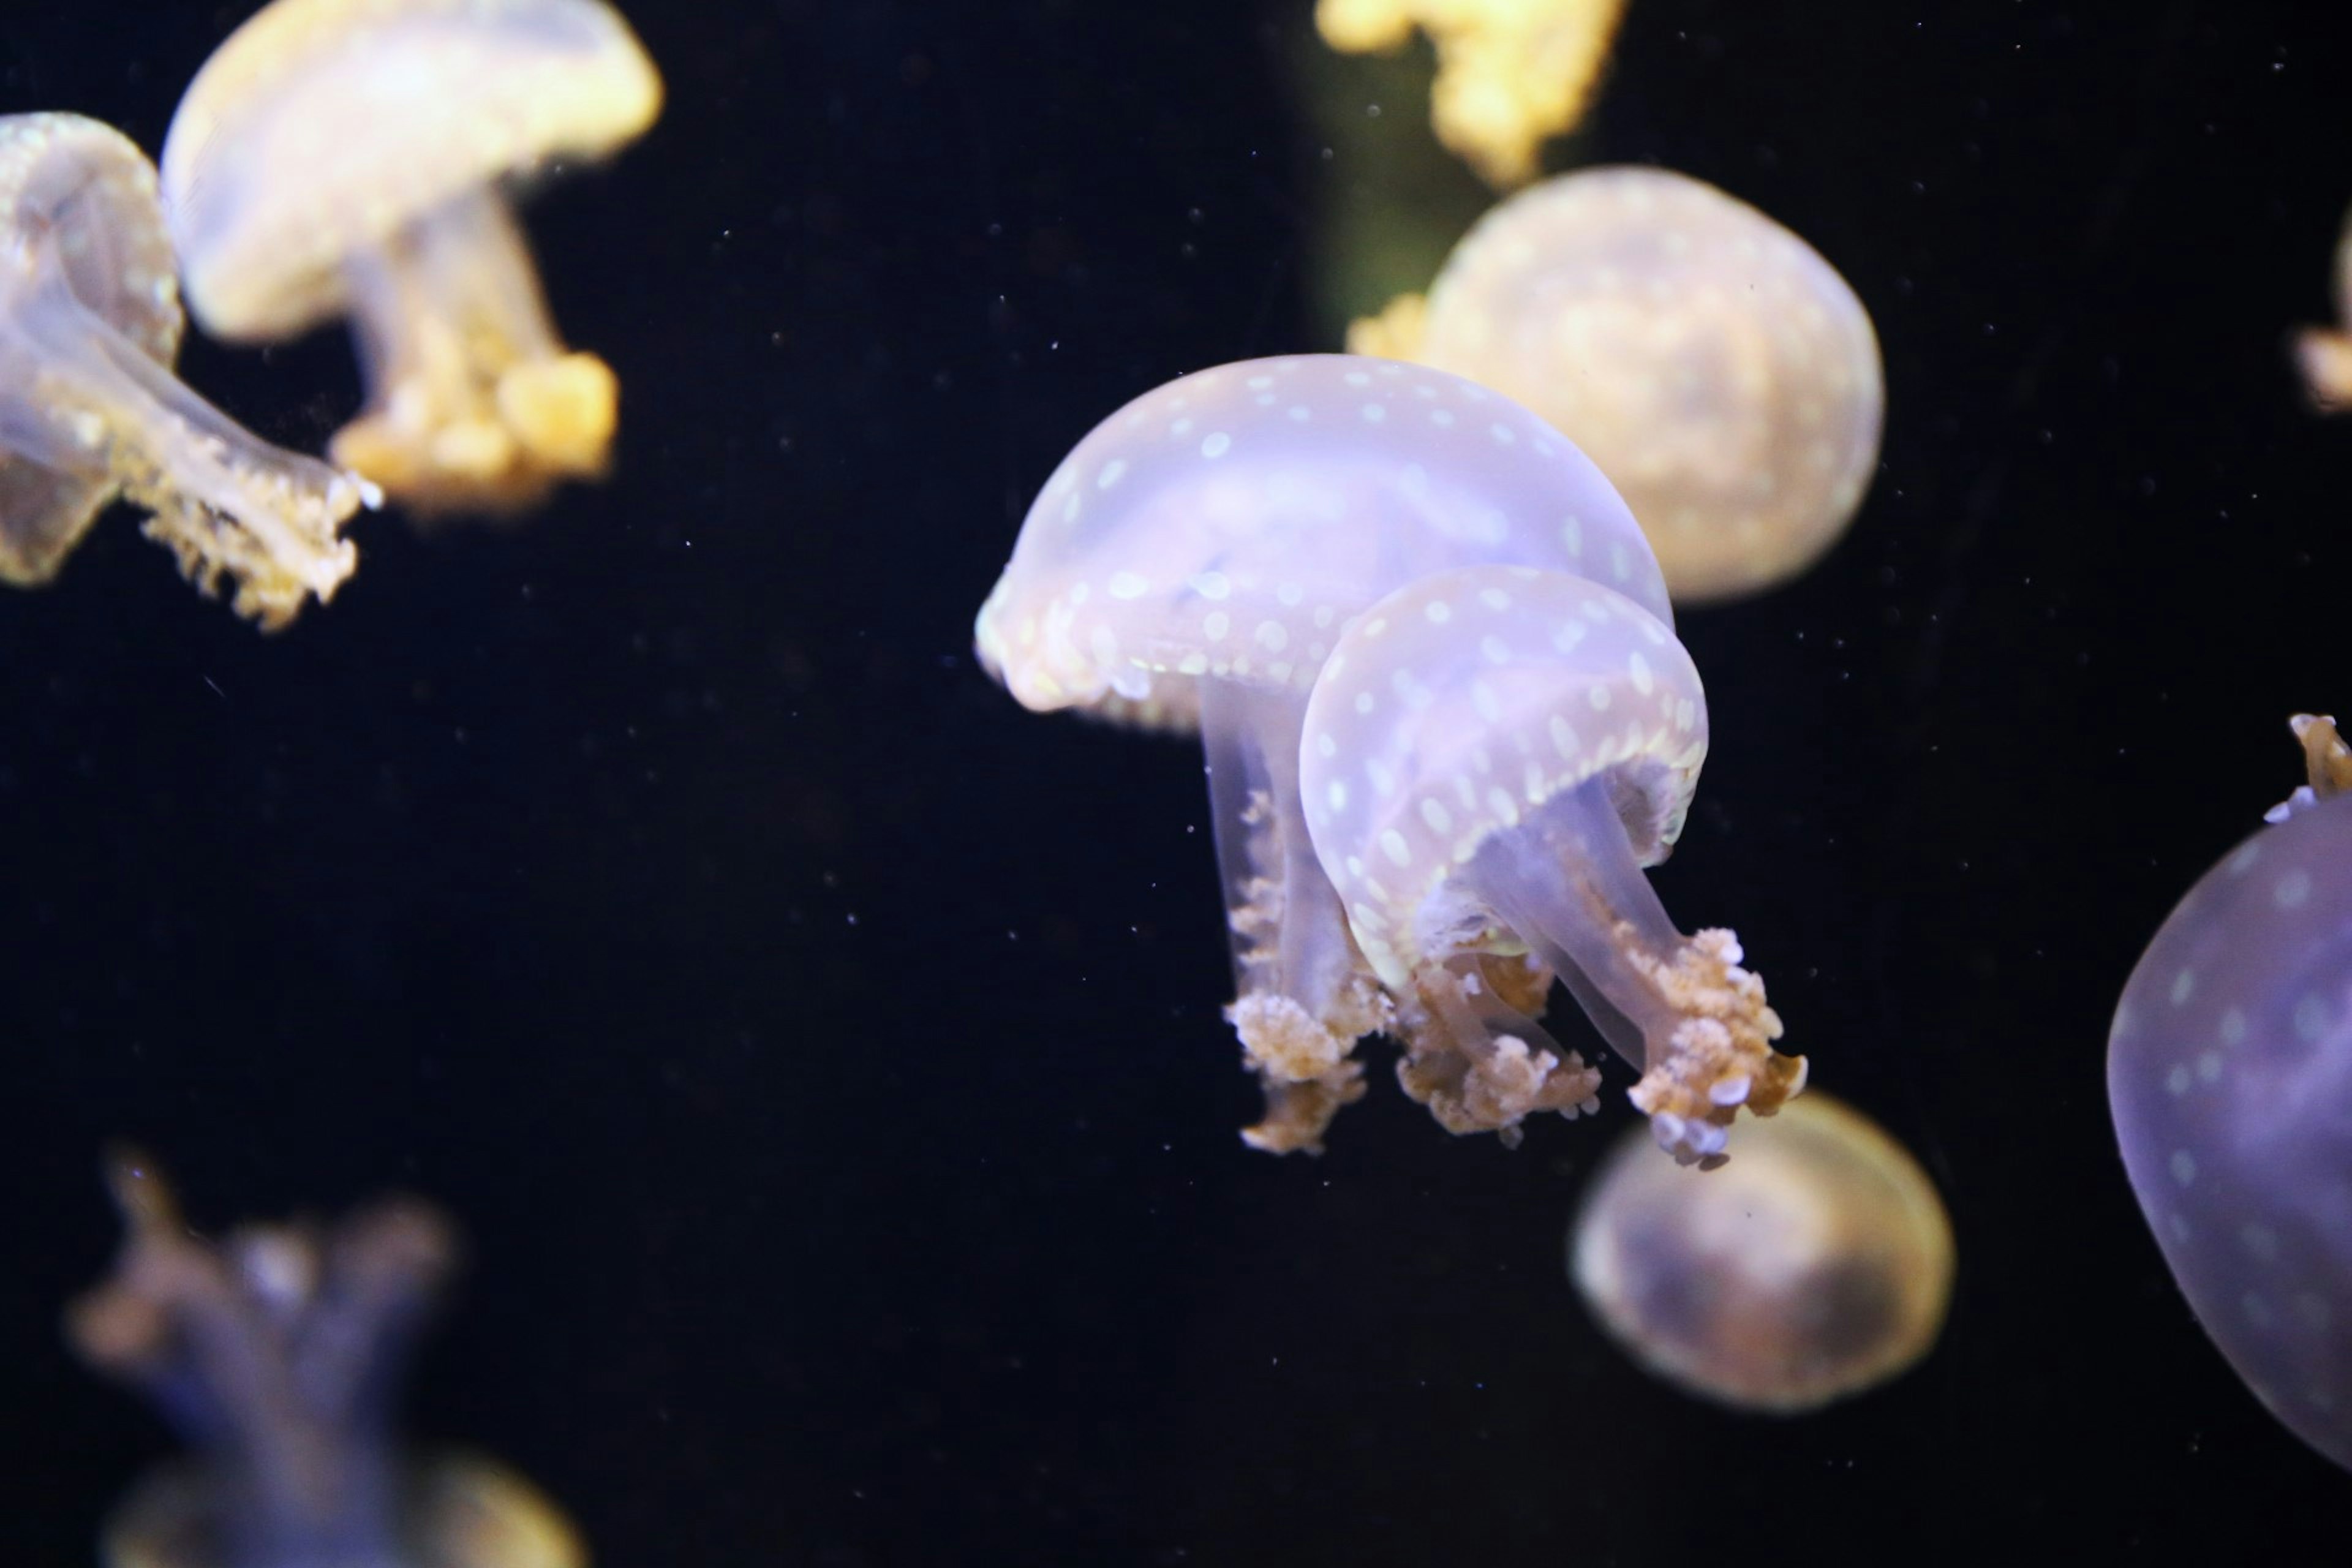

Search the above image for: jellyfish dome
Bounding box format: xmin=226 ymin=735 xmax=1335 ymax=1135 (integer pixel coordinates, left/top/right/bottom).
xmin=2108 ymin=717 xmax=2352 ymax=1473
xmin=974 ymin=353 xmax=1666 ymax=1153
xmin=1385 ymin=166 xmax=1884 ymax=603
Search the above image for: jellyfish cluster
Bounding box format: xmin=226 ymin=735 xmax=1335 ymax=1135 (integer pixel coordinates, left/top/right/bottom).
xmin=0 ymin=0 xmax=658 ymax=630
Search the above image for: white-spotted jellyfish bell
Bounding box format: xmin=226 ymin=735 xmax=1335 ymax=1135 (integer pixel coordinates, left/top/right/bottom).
xmin=1354 ymin=166 xmax=1884 ymax=603
xmin=160 ymin=0 xmax=663 ymax=511
xmin=974 ymin=353 xmax=1669 ymax=1153
xmin=0 ymin=113 xmax=370 ymax=627
xmin=1298 ymin=562 xmax=1804 ymax=1163
xmin=2108 ymin=713 xmax=2352 ymax=1472
xmin=1572 ymin=1091 xmax=1954 ymax=1411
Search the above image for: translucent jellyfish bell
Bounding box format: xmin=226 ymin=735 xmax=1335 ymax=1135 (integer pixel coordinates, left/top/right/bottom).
xmin=975 ymin=353 xmax=1667 ymax=1153
xmin=2294 ymin=201 xmax=2352 ymax=412
xmin=2108 ymin=714 xmax=2352 ymax=1472
xmin=1298 ymin=562 xmax=1804 ymax=1163
xmin=1360 ymin=167 xmax=1885 ymax=603
xmin=1572 ymin=1092 xmax=1955 ymax=1412
xmin=162 ymin=0 xmax=663 ymax=511
xmin=70 ymin=1150 xmax=584 ymax=1568
xmin=0 ymin=113 xmax=368 ymax=627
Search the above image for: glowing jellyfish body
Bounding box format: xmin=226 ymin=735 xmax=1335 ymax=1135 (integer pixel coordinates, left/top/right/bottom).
xmin=1297 ymin=562 xmax=1803 ymax=1163
xmin=0 ymin=113 xmax=368 ymax=627
xmin=974 ymin=353 xmax=1666 ymax=1153
xmin=2296 ymin=202 xmax=2352 ymax=412
xmin=1315 ymin=0 xmax=1627 ymax=189
xmin=1366 ymin=166 xmax=1883 ymax=603
xmin=1571 ymin=1093 xmax=1954 ymax=1411
xmin=161 ymin=0 xmax=663 ymax=510
xmin=2108 ymin=717 xmax=2352 ymax=1472
xmin=70 ymin=1153 xmax=584 ymax=1568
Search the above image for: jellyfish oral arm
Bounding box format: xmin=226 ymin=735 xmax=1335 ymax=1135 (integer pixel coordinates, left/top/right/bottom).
xmin=334 ymin=186 xmax=617 ymax=499
xmin=1200 ymin=676 xmax=1384 ymax=1153
xmin=1457 ymin=773 xmax=1806 ymax=1166
xmin=1 ymin=232 xmax=366 ymax=625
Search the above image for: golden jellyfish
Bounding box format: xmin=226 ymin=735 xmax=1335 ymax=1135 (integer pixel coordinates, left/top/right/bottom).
xmin=0 ymin=113 xmax=369 ymax=628
xmin=1570 ymin=1093 xmax=1954 ymax=1411
xmin=1357 ymin=166 xmax=1885 ymax=603
xmin=1315 ymin=0 xmax=1628 ymax=189
xmin=70 ymin=1150 xmax=585 ymax=1568
xmin=160 ymin=0 xmax=663 ymax=511
xmin=1297 ymin=563 xmax=1804 ymax=1165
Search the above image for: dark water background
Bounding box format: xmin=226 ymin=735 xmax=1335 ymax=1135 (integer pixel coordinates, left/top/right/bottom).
xmin=2 ymin=1 xmax=2348 ymax=1562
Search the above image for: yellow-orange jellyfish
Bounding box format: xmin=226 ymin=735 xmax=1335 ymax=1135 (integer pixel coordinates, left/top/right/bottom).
xmin=70 ymin=1149 xmax=584 ymax=1568
xmin=2296 ymin=202 xmax=2352 ymax=412
xmin=0 ymin=113 xmax=369 ymax=628
xmin=1316 ymin=0 xmax=1628 ymax=189
xmin=1357 ymin=166 xmax=1885 ymax=603
xmin=1571 ymin=1093 xmax=1954 ymax=1411
xmin=160 ymin=0 xmax=663 ymax=512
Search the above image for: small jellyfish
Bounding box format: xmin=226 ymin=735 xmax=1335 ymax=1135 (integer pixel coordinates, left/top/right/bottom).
xmin=2294 ymin=200 xmax=2352 ymax=411
xmin=1316 ymin=0 xmax=1628 ymax=189
xmin=1570 ymin=1092 xmax=1955 ymax=1412
xmin=0 ymin=113 xmax=368 ymax=628
xmin=1297 ymin=562 xmax=1804 ymax=1164
xmin=974 ymin=353 xmax=1668 ymax=1154
xmin=160 ymin=0 xmax=664 ymax=511
xmin=2108 ymin=714 xmax=2352 ymax=1472
xmin=70 ymin=1150 xmax=584 ymax=1568
xmin=1356 ymin=167 xmax=1885 ymax=603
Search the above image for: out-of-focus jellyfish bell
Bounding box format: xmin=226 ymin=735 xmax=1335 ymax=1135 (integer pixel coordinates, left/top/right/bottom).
xmin=1570 ymin=1092 xmax=1954 ymax=1411
xmin=160 ymin=0 xmax=663 ymax=511
xmin=2294 ymin=201 xmax=2352 ymax=411
xmin=1315 ymin=0 xmax=1627 ymax=189
xmin=1356 ymin=167 xmax=1884 ymax=603
xmin=2108 ymin=714 xmax=2352 ymax=1472
xmin=70 ymin=1150 xmax=584 ymax=1568
xmin=974 ymin=353 xmax=1667 ymax=1154
xmin=0 ymin=113 xmax=368 ymax=628
xmin=1297 ymin=562 xmax=1804 ymax=1163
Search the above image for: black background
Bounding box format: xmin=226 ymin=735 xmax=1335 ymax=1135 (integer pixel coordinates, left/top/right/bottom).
xmin=2 ymin=2 xmax=2348 ymax=1563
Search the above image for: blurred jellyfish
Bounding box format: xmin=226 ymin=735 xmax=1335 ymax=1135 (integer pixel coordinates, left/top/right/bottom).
xmin=161 ymin=0 xmax=663 ymax=511
xmin=1315 ymin=0 xmax=1627 ymax=189
xmin=2295 ymin=201 xmax=2352 ymax=411
xmin=1357 ymin=167 xmax=1884 ymax=603
xmin=2108 ymin=714 xmax=2352 ymax=1472
xmin=975 ymin=353 xmax=1667 ymax=1153
xmin=70 ymin=1149 xmax=585 ymax=1568
xmin=1298 ymin=562 xmax=1803 ymax=1164
xmin=1571 ymin=1093 xmax=1954 ymax=1411
xmin=0 ymin=113 xmax=369 ymax=627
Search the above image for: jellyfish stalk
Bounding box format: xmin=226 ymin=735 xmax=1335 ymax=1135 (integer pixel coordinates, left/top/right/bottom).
xmin=1451 ymin=773 xmax=1806 ymax=1166
xmin=333 ymin=187 xmax=618 ymax=507
xmin=0 ymin=227 xmax=368 ymax=625
xmin=1202 ymin=676 xmax=1387 ymax=1153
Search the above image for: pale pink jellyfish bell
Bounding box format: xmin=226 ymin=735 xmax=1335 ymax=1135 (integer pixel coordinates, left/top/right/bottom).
xmin=160 ymin=0 xmax=663 ymax=511
xmin=1298 ymin=562 xmax=1805 ymax=1163
xmin=974 ymin=353 xmax=1669 ymax=1154
xmin=0 ymin=112 xmax=368 ymax=627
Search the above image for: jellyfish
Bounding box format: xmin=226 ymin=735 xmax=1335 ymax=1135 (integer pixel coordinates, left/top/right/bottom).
xmin=2294 ymin=200 xmax=2352 ymax=412
xmin=69 ymin=1149 xmax=585 ymax=1568
xmin=1355 ymin=167 xmax=1884 ymax=603
xmin=974 ymin=353 xmax=1668 ymax=1153
xmin=0 ymin=113 xmax=369 ymax=628
xmin=1570 ymin=1092 xmax=1954 ymax=1412
xmin=2108 ymin=714 xmax=2352 ymax=1472
xmin=1297 ymin=562 xmax=1803 ymax=1164
xmin=160 ymin=0 xmax=663 ymax=511
xmin=1315 ymin=0 xmax=1628 ymax=189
